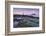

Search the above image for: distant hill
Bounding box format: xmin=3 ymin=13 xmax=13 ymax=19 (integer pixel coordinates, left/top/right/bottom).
xmin=14 ymin=15 xmax=39 ymax=19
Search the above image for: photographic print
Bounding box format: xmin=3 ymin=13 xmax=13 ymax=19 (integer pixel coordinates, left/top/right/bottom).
xmin=13 ymin=8 xmax=39 ymax=28
xmin=10 ymin=5 xmax=43 ymax=32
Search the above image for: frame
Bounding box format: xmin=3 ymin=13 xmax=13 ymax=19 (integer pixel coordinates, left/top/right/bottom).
xmin=5 ymin=1 xmax=45 ymax=36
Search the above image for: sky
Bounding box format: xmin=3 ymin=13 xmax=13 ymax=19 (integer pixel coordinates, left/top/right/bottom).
xmin=13 ymin=8 xmax=39 ymax=17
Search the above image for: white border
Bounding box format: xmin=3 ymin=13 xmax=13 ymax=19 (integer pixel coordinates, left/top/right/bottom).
xmin=10 ymin=5 xmax=42 ymax=32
